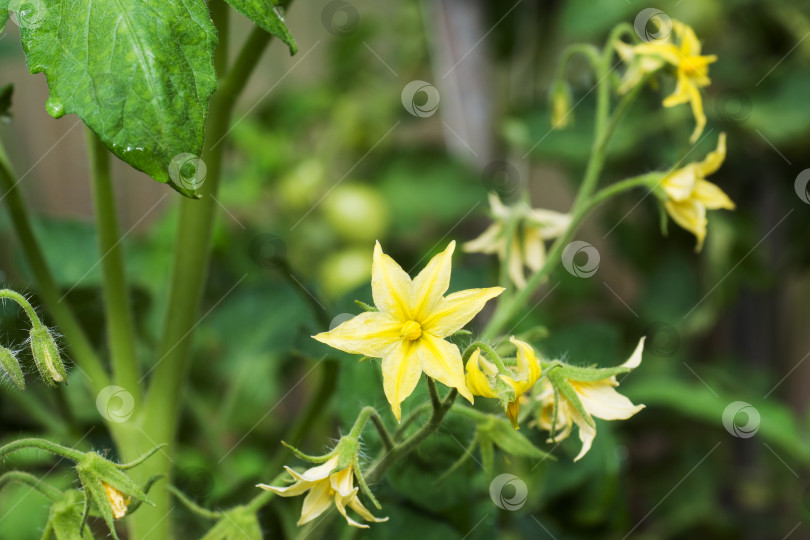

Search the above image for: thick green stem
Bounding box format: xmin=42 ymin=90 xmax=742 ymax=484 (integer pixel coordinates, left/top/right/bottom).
xmin=0 ymin=144 xmax=109 ymax=392
xmin=87 ymin=129 xmax=140 ymax=401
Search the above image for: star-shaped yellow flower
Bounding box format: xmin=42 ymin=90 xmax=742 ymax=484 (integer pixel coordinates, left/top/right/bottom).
xmin=314 ymin=241 xmax=504 ymax=421
xmin=630 ymin=20 xmax=717 ymax=142
xmin=661 ymin=133 xmax=734 ymax=251
xmin=258 ymin=456 xmax=387 ymax=528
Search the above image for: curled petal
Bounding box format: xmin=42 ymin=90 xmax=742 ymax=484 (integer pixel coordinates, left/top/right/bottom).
xmin=694 ymin=180 xmax=734 ymax=210
xmin=348 ymin=495 xmax=389 ymax=524
xmin=571 ymin=380 xmax=645 ymax=422
xmin=620 ymin=337 xmax=646 ymax=370
xmin=463 ymin=223 xmax=504 ymax=254
xmin=330 ymin=467 xmax=355 ymax=498
xmin=665 ymin=199 xmax=707 ymax=251
xmin=297 ymin=481 xmax=333 ymax=525
xmin=510 ymin=337 xmax=542 ymax=392
xmin=465 ymin=349 xmax=498 ymax=399
xmin=698 ymin=133 xmax=726 ymax=176
xmin=572 ymin=409 xmax=597 ymax=462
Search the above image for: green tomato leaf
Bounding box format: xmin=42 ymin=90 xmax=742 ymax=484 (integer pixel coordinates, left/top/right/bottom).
xmin=223 ymin=0 xmax=297 ymax=54
xmin=7 ymin=0 xmax=217 ymax=197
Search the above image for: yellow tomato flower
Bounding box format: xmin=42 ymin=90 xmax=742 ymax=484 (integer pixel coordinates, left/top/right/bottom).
xmin=623 ymin=20 xmax=717 ymax=142
xmin=614 ymin=39 xmax=666 ymax=95
xmin=314 ymin=241 xmax=503 ymax=421
xmin=258 ymin=456 xmax=387 ymax=528
xmin=464 ymin=194 xmax=571 ymax=289
xmin=465 ymin=338 xmax=542 ymax=429
xmin=661 ymin=133 xmax=734 ymax=251
xmin=535 ymin=338 xmax=645 ymax=461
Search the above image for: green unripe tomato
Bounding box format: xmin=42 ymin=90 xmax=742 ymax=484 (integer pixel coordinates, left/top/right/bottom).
xmin=322 ymin=183 xmax=389 ymax=242
xmin=319 ymin=247 xmax=373 ymax=298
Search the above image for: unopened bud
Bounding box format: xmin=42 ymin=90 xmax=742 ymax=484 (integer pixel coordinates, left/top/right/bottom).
xmin=0 ymin=347 xmax=25 ymax=390
xmin=29 ymin=326 xmax=67 ymax=385
xmin=550 ymin=80 xmax=572 ymax=130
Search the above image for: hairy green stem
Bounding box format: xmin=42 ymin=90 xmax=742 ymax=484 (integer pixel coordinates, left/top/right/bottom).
xmin=463 ymin=341 xmax=507 ymax=371
xmin=0 ymin=145 xmax=109 ymax=391
xmin=0 ymin=437 xmax=84 ymax=462
xmin=87 ymin=129 xmax=140 ymax=402
xmin=0 ymin=471 xmax=62 ymax=502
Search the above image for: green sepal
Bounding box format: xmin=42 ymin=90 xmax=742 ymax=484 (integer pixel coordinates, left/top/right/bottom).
xmin=0 ymin=346 xmax=25 ymax=390
xmin=354 ymin=300 xmax=378 ymax=312
xmin=200 ymin=506 xmax=263 ymax=540
xmin=547 ymin=368 xmax=595 ymax=428
xmin=281 ymin=440 xmax=336 ymax=463
xmin=353 ymin=456 xmax=381 ymax=510
xmin=557 ymin=363 xmax=632 ymax=382
xmin=435 ymin=433 xmax=479 ymax=484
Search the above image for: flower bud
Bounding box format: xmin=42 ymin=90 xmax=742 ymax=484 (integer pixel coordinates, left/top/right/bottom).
xmin=550 ymin=80 xmax=572 ymax=130
xmin=29 ymin=326 xmax=67 ymax=386
xmin=0 ymin=346 xmax=25 ymax=390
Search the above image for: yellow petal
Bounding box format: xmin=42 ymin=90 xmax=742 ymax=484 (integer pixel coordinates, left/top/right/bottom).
xmin=464 ymin=349 xmax=498 ymax=398
xmin=697 ymin=133 xmax=726 ymax=177
xmin=257 ymin=479 xmax=311 ymax=497
xmin=572 ymin=409 xmax=596 ymax=462
xmin=665 ymin=199 xmax=707 ymax=251
xmin=330 ymin=466 xmax=355 ymax=498
xmin=335 ymin=488 xmax=369 ymax=528
xmin=416 ymin=333 xmax=474 ymax=404
xmin=686 ymin=81 xmax=706 ymax=143
xmin=285 ymin=455 xmax=339 ymax=483
xmin=507 ymin=236 xmax=526 ymax=288
xmin=526 ymin=209 xmax=572 ymax=239
xmin=506 ymin=399 xmax=521 ymax=430
xmin=381 ymin=340 xmax=422 ymax=422
xmin=661 ymin=165 xmax=698 ymax=202
xmin=411 ymin=242 xmax=454 ymax=320
xmin=620 ymin=337 xmax=646 ymax=370
xmin=510 ymin=337 xmax=542 ymax=389
xmin=488 ymin=192 xmax=510 ymax=219
xmin=662 ymin=70 xmax=692 ymax=108
xmin=348 ymin=495 xmax=389 ymax=524
xmin=313 ymin=312 xmax=402 ymax=357
xmin=572 ymin=380 xmax=645 ymax=421
xmin=297 ymin=480 xmax=333 ymax=525
xmin=522 ymin=226 xmax=545 ymax=273
xmin=463 ymin=223 xmax=503 ymax=254
xmin=372 ymin=241 xmax=412 ymax=321
xmin=420 ymin=287 xmax=504 ymax=338
xmin=676 ymin=20 xmax=702 ymax=57
xmin=694 ymin=180 xmax=734 ymax=210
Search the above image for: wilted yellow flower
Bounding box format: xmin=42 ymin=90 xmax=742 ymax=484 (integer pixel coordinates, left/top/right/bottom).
xmin=102 ymin=482 xmax=130 ymax=519
xmin=464 ymin=194 xmax=571 ymax=289
xmin=535 ymin=338 xmax=645 ymax=461
xmin=466 ymin=337 xmax=542 ymax=429
xmin=314 ymin=241 xmax=503 ymax=421
xmin=621 ymin=20 xmax=717 ymax=142
xmin=614 ymin=39 xmax=666 ymax=94
xmin=660 ymin=133 xmax=734 ymax=251
xmin=258 ymin=456 xmax=387 ymax=528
